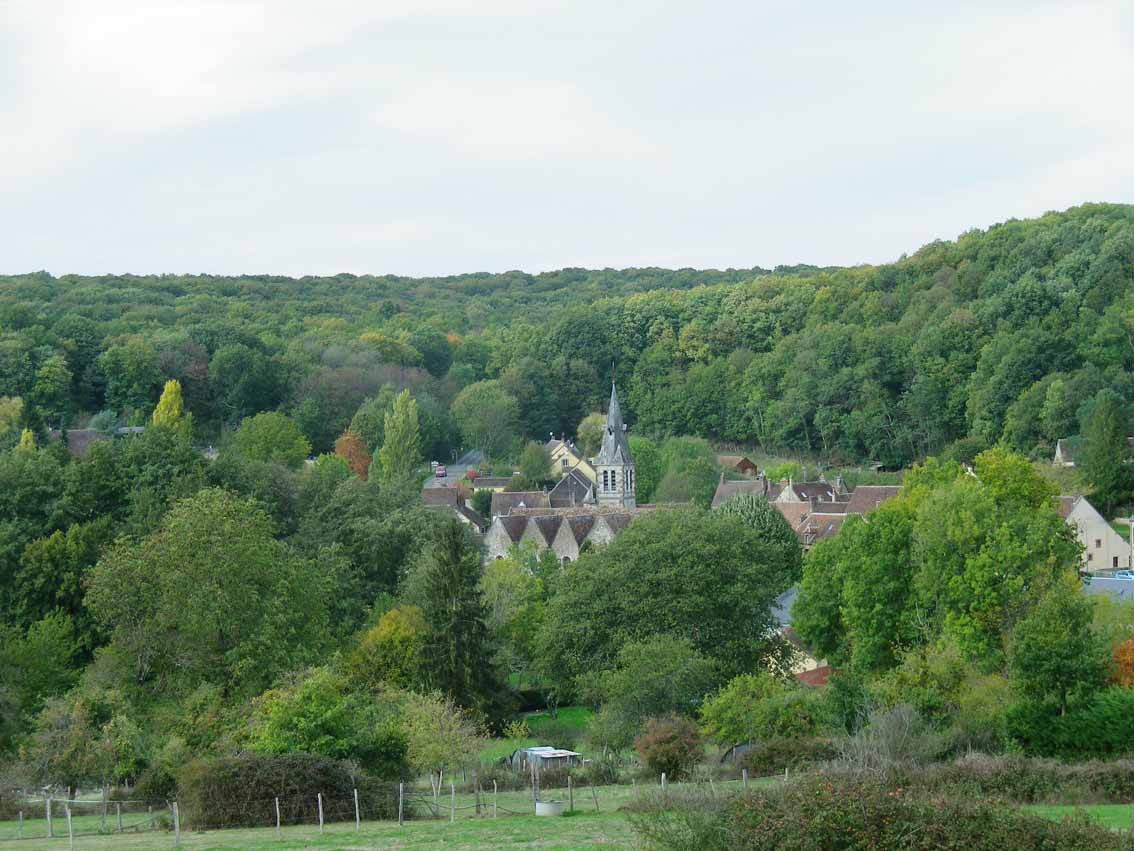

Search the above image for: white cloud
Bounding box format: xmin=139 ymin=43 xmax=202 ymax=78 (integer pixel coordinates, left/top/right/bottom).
xmin=1 ymin=0 xmax=1132 ymax=275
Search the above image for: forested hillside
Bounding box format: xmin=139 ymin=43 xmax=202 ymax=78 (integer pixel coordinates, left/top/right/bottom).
xmin=2 ymin=202 xmax=1133 ymax=465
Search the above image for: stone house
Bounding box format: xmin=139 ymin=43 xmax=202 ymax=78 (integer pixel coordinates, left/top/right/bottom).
xmin=1058 ymin=494 xmax=1132 ymax=572
xmin=545 ymin=438 xmax=596 ymax=482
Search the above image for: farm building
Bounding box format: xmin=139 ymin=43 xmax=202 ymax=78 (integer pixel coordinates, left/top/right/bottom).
xmin=506 ymin=746 xmax=582 ymax=771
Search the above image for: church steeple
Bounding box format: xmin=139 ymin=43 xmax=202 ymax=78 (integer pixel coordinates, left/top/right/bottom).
xmin=595 ymin=382 xmax=636 ymax=508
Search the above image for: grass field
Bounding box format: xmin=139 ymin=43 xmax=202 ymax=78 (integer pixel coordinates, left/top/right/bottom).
xmin=1026 ymin=803 xmax=1134 ymax=831
xmin=0 ymin=777 xmax=769 ymax=851
xmin=0 ymin=810 xmax=635 ymax=851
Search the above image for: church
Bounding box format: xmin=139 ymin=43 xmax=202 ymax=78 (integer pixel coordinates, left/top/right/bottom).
xmin=482 ymin=383 xmax=653 ymax=562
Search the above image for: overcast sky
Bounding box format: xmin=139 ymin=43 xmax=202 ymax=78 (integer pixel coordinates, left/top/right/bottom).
xmin=2 ymin=1 xmax=1132 ymax=277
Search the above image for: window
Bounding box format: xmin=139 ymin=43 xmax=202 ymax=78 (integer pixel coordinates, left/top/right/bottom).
xmin=611 ymin=470 xmax=618 ymax=490
xmin=561 ymin=458 xmax=568 ymax=468
xmin=602 ymin=470 xmax=609 ymax=491
xmin=1088 ymin=552 xmax=1094 ymax=562
xmin=1116 ymin=557 xmax=1121 ymax=568
xmin=1096 ymin=539 xmax=1102 ymax=549
xmin=562 ymin=556 xmax=571 ymax=564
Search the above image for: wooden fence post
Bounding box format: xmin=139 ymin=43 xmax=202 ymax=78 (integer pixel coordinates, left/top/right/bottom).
xmin=353 ymin=788 xmax=360 ymax=831
xmin=449 ymin=782 xmax=455 ymax=823
xmin=101 ymin=784 xmax=108 ymax=833
xmin=398 ymin=783 xmax=404 ymax=826
xmin=172 ymin=801 xmax=180 ymax=846
xmin=742 ymin=768 xmax=748 ymax=790
xmin=116 ymin=802 xmax=123 ymax=832
xmin=65 ymin=806 xmax=74 ymax=851
xmin=661 ymin=772 xmax=667 ymax=805
xmin=493 ymin=780 xmax=498 ymax=818
xmin=591 ymin=783 xmax=600 ymax=813
xmin=568 ymin=775 xmax=573 ymax=813
xmin=317 ymin=793 xmax=324 ymax=834
xmin=17 ymin=811 xmax=22 ymax=839
xmin=274 ymin=797 xmax=281 ymax=838
xmin=46 ymin=795 xmax=53 ymax=838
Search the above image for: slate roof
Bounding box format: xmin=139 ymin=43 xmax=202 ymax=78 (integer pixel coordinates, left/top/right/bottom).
xmin=566 ymin=514 xmax=597 ymax=544
xmin=498 ymin=515 xmax=530 ymax=543
xmin=789 ymin=481 xmax=842 ymax=502
xmin=844 ymin=485 xmax=902 ymax=515
xmin=804 ymin=513 xmax=847 ymax=543
xmin=602 ymin=513 xmax=633 ymax=534
xmin=470 ymin=476 xmax=512 ymax=489
xmin=595 ymin=383 xmax=633 ymax=466
xmin=771 ymin=586 xmax=798 ymax=628
xmin=456 ymin=503 xmax=487 ymax=532
xmin=1082 ymin=576 xmax=1134 ymax=601
xmin=532 ymin=514 xmax=564 ymax=545
xmin=549 ymin=468 xmax=593 ymax=507
xmin=491 ymin=491 xmax=551 ymax=517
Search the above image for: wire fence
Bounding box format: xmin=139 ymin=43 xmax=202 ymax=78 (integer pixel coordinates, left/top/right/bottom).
xmin=0 ymin=797 xmax=169 ymax=843
xmin=0 ymin=770 xmax=751 ymax=845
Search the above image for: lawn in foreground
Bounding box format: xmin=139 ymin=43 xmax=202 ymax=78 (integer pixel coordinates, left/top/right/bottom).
xmin=1026 ymin=803 xmax=1134 ymax=831
xmin=3 ymin=810 xmax=634 ymax=851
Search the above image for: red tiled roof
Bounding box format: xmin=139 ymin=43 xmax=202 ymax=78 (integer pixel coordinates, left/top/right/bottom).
xmin=1055 ymin=495 xmax=1079 ymax=519
xmin=421 ymin=487 xmax=460 ymax=507
xmin=845 ymin=485 xmax=902 ymax=515
xmin=795 ymin=665 xmax=831 ymax=688
xmin=773 ymin=501 xmax=812 ymax=531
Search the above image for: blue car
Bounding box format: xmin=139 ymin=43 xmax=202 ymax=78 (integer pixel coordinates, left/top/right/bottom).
xmin=1114 ymin=570 xmax=1134 ymax=580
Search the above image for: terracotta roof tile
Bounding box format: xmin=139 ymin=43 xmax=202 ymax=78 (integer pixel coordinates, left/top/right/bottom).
xmin=845 ymin=485 xmax=902 ymax=515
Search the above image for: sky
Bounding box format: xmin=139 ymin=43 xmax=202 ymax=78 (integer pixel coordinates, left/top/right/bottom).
xmin=2 ymin=1 xmax=1133 ymax=277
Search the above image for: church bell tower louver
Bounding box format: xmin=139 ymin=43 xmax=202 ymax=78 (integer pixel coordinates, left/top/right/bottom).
xmin=594 ymin=383 xmax=636 ymax=509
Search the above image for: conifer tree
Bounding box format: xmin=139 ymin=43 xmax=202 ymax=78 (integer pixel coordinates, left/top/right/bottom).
xmin=413 ymin=520 xmax=506 ymax=724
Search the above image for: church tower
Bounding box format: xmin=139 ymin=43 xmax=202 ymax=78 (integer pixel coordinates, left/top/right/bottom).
xmin=594 ymin=383 xmax=636 ymax=509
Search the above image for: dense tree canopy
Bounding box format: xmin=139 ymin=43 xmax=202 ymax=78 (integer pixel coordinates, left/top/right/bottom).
xmin=537 ymin=507 xmax=795 ymax=694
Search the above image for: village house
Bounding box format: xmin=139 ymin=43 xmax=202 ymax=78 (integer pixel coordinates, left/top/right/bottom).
xmin=482 ymin=383 xmax=648 ymax=562
xmin=545 ymin=437 xmax=596 ymax=482
xmin=710 ymin=475 xmax=901 ymax=549
xmin=717 ymin=454 xmax=759 ymax=477
xmin=1058 ymin=494 xmax=1132 ymax=572
xmin=1053 ymin=435 xmax=1134 ymax=467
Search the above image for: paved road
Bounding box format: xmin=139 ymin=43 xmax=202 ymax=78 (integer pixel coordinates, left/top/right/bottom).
xmin=423 ymin=464 xmax=471 ymax=488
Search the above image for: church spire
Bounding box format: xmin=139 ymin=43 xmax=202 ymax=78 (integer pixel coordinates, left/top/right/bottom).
xmin=595 ymin=382 xmax=636 ymax=508
xmin=596 ymin=382 xmax=631 ymax=466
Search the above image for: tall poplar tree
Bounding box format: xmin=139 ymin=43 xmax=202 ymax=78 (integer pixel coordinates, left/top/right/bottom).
xmin=1083 ymin=393 xmax=1129 ymax=513
xmin=378 ymin=390 xmax=422 ymax=481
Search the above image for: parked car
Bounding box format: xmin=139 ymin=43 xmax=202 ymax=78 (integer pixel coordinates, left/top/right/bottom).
xmin=1114 ymin=570 xmax=1134 ymax=580
xmin=435 ymin=466 xmax=447 ymax=478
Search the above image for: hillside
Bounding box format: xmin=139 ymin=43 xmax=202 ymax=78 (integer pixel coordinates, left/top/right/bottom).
xmin=2 ymin=202 xmax=1133 ymax=464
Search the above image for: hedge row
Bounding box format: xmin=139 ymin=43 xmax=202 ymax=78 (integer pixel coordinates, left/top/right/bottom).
xmin=177 ymin=753 xmax=400 ymax=829
xmin=630 ymin=777 xmax=1134 ymax=850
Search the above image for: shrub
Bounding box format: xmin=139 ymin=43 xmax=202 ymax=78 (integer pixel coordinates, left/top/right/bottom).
xmin=860 ymin=753 xmax=1134 ymax=804
xmin=834 ymin=704 xmax=946 ymax=776
xmin=635 ymin=717 xmax=703 ymax=780
xmin=530 ymin=717 xmax=582 ymax=750
xmin=629 ymin=776 xmax=1134 ymax=850
xmin=1009 ymin=688 xmax=1134 ymax=758
xmin=177 ymin=753 xmax=398 ymax=829
xmin=737 ymin=737 xmax=835 ymax=776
